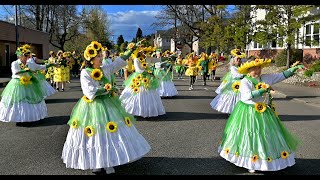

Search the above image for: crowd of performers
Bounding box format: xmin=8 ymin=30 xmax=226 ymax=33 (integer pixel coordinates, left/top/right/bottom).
xmin=0 ymin=40 xmax=305 ymax=174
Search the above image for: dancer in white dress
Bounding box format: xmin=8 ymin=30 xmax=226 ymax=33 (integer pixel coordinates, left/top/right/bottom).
xmin=210 ymin=57 xmax=243 ymax=114
xmin=61 ymin=40 xmax=151 ymax=175
xmin=154 ymin=60 xmax=178 ymax=97
xmin=120 ymin=48 xmax=166 ymax=118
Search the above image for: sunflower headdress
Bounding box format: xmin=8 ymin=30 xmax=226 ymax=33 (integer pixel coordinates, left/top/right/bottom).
xmin=15 ymin=45 xmax=31 ymax=57
xmin=83 ymin=41 xmax=104 ymax=61
xmin=238 ymin=59 xmax=272 ymax=74
xmin=231 ymin=48 xmax=246 ymax=59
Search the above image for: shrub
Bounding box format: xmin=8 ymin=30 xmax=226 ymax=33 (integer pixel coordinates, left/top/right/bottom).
xmin=304 ymin=69 xmax=314 ymax=77
xmin=274 ymin=49 xmax=303 ymax=67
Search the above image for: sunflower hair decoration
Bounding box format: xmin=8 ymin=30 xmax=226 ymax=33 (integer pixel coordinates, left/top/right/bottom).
xmin=15 ymin=46 xmax=31 ymax=57
xmin=238 ymin=59 xmax=272 ymax=74
xmin=83 ymin=41 xmax=103 ymax=61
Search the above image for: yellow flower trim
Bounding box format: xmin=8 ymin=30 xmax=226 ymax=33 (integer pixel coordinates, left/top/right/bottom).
xmin=106 ymin=122 xmax=118 ymax=133
xmin=225 ymin=148 xmax=230 ymax=155
xmin=82 ymin=95 xmax=93 ymax=103
xmin=132 ymin=78 xmax=137 ymax=83
xmin=136 ymin=74 xmax=143 ymax=80
xmin=20 ymin=64 xmax=25 ymax=69
xmin=255 ymin=102 xmax=267 ymax=113
xmin=112 ymin=91 xmax=118 ymax=97
xmin=135 ymin=81 xmax=141 ymax=87
xmin=91 ymin=68 xmax=103 ymax=81
xmin=133 ymin=87 xmax=140 ymax=93
xmin=281 ymin=151 xmax=289 ymax=159
xmin=141 ymin=62 xmax=148 ymax=68
xmin=71 ymin=119 xmax=78 ymax=128
xmin=232 ymin=81 xmax=241 ymax=92
xmin=252 ymin=155 xmax=259 ymax=163
xmin=20 ymin=76 xmax=32 ymax=86
xmin=235 ymin=152 xmax=239 ymax=157
xmin=147 ymin=70 xmax=153 ymax=74
xmin=267 ymin=157 xmax=273 ymax=162
xmin=255 ymin=82 xmax=264 ymax=90
xmin=142 ymin=78 xmax=149 ymax=84
xmin=238 ymin=59 xmax=272 ymax=74
xmin=84 ymin=126 xmax=95 ymax=137
xmin=130 ymin=84 xmax=135 ymax=89
xmin=125 ymin=117 xmax=132 ymax=127
xmin=223 ymin=80 xmax=227 ymax=84
xmin=104 ymin=83 xmax=112 ymax=91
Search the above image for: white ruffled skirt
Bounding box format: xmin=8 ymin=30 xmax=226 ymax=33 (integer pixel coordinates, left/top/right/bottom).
xmin=120 ymin=87 xmax=166 ymax=118
xmin=157 ymin=80 xmax=178 ymax=97
xmin=62 ymin=122 xmax=151 ymax=170
xmin=40 ymin=80 xmax=57 ymax=98
xmin=210 ymin=91 xmax=241 ymax=114
xmin=0 ymin=101 xmax=48 ymax=122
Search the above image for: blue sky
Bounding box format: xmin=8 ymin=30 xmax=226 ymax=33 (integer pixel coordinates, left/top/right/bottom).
xmin=1 ymin=5 xmax=235 ymax=43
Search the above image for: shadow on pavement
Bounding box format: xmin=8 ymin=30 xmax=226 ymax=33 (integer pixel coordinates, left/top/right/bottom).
xmin=278 ymin=114 xmax=320 ymax=121
xmin=113 ymin=157 xmax=320 ymax=175
xmin=137 ymin=112 xmax=228 ymax=121
xmin=172 ymin=95 xmax=215 ymax=99
xmin=27 ymin=116 xmax=70 ymax=127
xmin=45 ymin=98 xmax=80 ymax=104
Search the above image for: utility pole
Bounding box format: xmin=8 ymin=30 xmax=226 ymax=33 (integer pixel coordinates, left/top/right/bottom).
xmin=15 ymin=5 xmax=19 ymax=50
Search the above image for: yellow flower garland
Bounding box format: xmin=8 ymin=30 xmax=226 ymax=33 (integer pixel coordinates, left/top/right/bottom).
xmin=255 ymin=102 xmax=267 ymax=113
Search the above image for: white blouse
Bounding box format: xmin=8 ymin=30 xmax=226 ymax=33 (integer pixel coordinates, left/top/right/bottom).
xmin=11 ymin=59 xmax=47 ymax=79
xmin=133 ymin=58 xmax=145 ymax=73
xmin=80 ymin=57 xmax=127 ymax=100
xmin=230 ymin=66 xmax=243 ymax=79
xmin=240 ymin=73 xmax=286 ymax=105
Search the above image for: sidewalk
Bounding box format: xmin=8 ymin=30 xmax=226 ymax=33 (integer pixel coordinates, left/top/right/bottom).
xmin=0 ymin=77 xmax=11 ymax=88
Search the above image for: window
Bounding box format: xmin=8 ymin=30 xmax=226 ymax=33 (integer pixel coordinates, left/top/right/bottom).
xmin=305 ymin=23 xmax=320 ymax=47
xmin=271 ymin=40 xmax=277 ymax=48
xmin=254 ymin=42 xmax=258 ymax=48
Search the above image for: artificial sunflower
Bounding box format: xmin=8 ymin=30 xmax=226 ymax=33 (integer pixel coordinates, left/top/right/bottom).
xmin=20 ymin=76 xmax=32 ymax=86
xmin=71 ymin=119 xmax=78 ymax=129
xmin=281 ymin=151 xmax=289 ymax=159
xmin=267 ymin=157 xmax=273 ymax=162
xmin=135 ymin=81 xmax=141 ymax=87
xmin=141 ymin=62 xmax=148 ymax=68
xmin=91 ymin=41 xmax=102 ymax=51
xmin=127 ymin=42 xmax=135 ymax=49
xmin=255 ymin=102 xmax=267 ymax=113
xmin=130 ymin=84 xmax=135 ymax=89
xmin=132 ymin=78 xmax=137 ymax=83
xmin=84 ymin=126 xmax=95 ymax=137
xmin=136 ymin=74 xmax=143 ymax=80
xmin=82 ymin=95 xmax=93 ymax=103
xmin=104 ymin=83 xmax=112 ymax=91
xmin=142 ymin=78 xmax=149 ymax=84
xmin=125 ymin=117 xmax=132 ymax=127
xmin=20 ymin=63 xmax=25 ymax=69
xmin=106 ymin=122 xmax=118 ymax=133
xmin=147 ymin=70 xmax=153 ymax=74
xmin=252 ymin=155 xmax=259 ymax=163
xmin=255 ymin=82 xmax=264 ymax=90
xmin=235 ymin=152 xmax=239 ymax=157
xmin=261 ymin=83 xmax=270 ymax=89
xmin=112 ymin=91 xmax=118 ymax=97
xmin=91 ymin=68 xmax=103 ymax=81
xmin=225 ymin=148 xmax=230 ymax=155
xmin=232 ymin=81 xmax=241 ymax=92
xmin=85 ymin=46 xmax=97 ymax=61
xmin=133 ymin=87 xmax=140 ymax=93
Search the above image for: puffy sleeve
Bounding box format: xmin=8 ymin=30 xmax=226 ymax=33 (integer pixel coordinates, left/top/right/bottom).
xmin=11 ymin=61 xmax=20 ymax=75
xmin=101 ymin=57 xmax=127 ymax=75
xmin=230 ymin=66 xmax=243 ymax=79
xmin=80 ymin=69 xmax=99 ymax=100
xmin=261 ymin=73 xmax=286 ymax=85
xmin=240 ymin=78 xmax=254 ymax=101
xmin=133 ymin=58 xmax=145 ymax=73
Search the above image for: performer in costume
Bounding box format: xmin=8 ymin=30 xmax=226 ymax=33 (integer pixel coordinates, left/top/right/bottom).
xmin=198 ymin=53 xmax=210 ymax=86
xmin=175 ymin=54 xmax=185 ymax=79
xmin=0 ymin=45 xmax=54 ymax=126
xmin=218 ymin=59 xmax=304 ymax=173
xmin=210 ymin=57 xmax=243 ymax=114
xmin=208 ymin=52 xmax=218 ymax=81
xmin=29 ymin=51 xmax=57 ymax=98
xmin=71 ymin=51 xmax=81 ymax=78
xmin=185 ymin=54 xmax=198 ymax=90
xmin=120 ymin=46 xmax=165 ymax=118
xmin=61 ymin=40 xmax=151 ymax=174
xmin=54 ymin=50 xmax=68 ymax=92
xmin=46 ymin=51 xmax=57 ymax=87
xmin=154 ymin=59 xmax=178 ymax=97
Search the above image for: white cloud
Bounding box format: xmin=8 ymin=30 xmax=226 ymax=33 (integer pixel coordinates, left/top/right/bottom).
xmin=108 ymin=10 xmax=164 ymax=42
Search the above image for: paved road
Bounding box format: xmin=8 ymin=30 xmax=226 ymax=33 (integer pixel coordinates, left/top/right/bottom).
xmin=0 ymin=73 xmax=319 ymax=175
